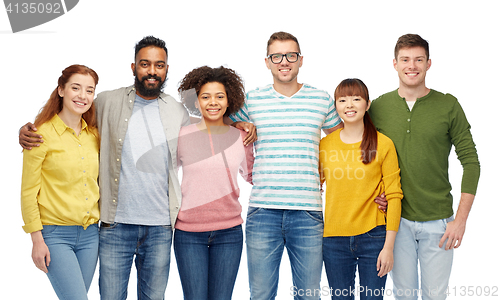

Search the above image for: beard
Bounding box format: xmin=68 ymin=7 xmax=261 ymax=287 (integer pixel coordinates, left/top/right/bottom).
xmin=134 ymin=73 xmax=167 ymax=99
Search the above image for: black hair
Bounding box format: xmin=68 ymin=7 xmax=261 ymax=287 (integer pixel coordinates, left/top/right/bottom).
xmin=134 ymin=36 xmax=168 ymax=60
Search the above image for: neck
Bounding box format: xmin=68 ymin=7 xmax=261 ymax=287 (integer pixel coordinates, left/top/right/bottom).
xmin=340 ymin=121 xmax=364 ymax=144
xmin=136 ymin=92 xmax=158 ymax=100
xmin=58 ymin=110 xmax=82 ymax=135
xmin=398 ymin=83 xmax=430 ymax=102
xmin=273 ymin=80 xmax=302 ymax=97
xmin=196 ymin=118 xmax=228 ymax=133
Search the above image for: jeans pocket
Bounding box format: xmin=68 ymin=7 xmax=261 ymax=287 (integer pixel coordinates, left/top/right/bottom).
xmin=303 ymin=210 xmax=324 ymax=223
xmin=41 ymin=225 xmax=57 ymax=236
xmin=161 ymin=225 xmax=173 ymax=230
xmin=365 ymin=225 xmax=386 ymax=238
xmin=99 ymin=222 xmax=118 ymax=230
xmin=224 ymin=224 xmax=243 ymax=232
xmin=246 ymin=207 xmax=262 ymax=220
xmin=441 ymin=216 xmax=454 ymax=231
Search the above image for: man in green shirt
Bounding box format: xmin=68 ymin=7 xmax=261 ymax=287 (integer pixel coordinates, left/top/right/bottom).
xmin=370 ymin=34 xmax=480 ymax=300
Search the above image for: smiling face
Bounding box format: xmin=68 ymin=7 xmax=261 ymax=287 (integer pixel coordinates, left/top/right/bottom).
xmin=394 ymin=46 xmax=431 ymax=90
xmin=197 ymin=82 xmax=228 ymax=127
xmin=132 ymin=46 xmax=168 ymax=99
xmin=58 ymin=73 xmax=96 ymax=118
xmin=265 ymin=40 xmax=303 ymax=85
xmin=335 ymin=95 xmax=370 ymax=124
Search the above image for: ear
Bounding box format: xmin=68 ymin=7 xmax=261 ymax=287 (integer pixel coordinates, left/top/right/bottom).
xmin=131 ymin=63 xmax=136 ymax=76
xmin=298 ymin=55 xmax=303 ymax=68
xmin=426 ymin=59 xmax=432 ymax=71
xmin=366 ymin=99 xmax=372 ymax=111
xmin=58 ymin=86 xmax=64 ymax=98
xmin=265 ymin=57 xmax=271 ymax=70
xmin=393 ymin=58 xmax=397 ymax=70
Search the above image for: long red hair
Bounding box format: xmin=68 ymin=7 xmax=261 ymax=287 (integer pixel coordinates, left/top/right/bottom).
xmin=334 ymin=78 xmax=377 ymax=164
xmin=34 ymin=65 xmax=99 ymax=132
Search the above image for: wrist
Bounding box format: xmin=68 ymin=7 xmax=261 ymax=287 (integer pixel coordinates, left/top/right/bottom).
xmin=30 ymin=231 xmax=44 ymax=243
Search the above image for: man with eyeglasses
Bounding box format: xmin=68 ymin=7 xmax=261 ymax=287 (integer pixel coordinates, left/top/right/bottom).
xmin=229 ymin=31 xmax=342 ymax=299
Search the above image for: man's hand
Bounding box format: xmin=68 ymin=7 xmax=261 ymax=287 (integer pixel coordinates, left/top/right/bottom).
xmin=439 ymin=220 xmax=466 ymax=250
xmin=439 ymin=193 xmax=474 ymax=250
xmin=374 ymin=192 xmax=388 ymax=212
xmin=19 ymin=122 xmax=43 ymax=150
xmin=232 ymin=121 xmax=257 ymax=146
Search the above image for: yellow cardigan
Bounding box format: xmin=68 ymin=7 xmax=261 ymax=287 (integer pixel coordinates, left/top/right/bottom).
xmin=319 ymin=129 xmax=402 ymax=237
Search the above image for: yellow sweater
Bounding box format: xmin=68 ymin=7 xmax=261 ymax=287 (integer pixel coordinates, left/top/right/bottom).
xmin=319 ymin=129 xmax=402 ymax=237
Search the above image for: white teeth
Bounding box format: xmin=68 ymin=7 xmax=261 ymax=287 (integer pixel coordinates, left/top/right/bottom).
xmin=74 ymin=101 xmax=85 ymax=106
xmin=345 ymin=111 xmax=356 ymax=116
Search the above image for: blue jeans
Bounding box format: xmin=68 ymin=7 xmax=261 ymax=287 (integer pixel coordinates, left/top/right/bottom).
xmin=323 ymin=226 xmax=388 ymax=300
xmin=391 ymin=217 xmax=454 ymax=300
xmin=41 ymin=224 xmax=99 ymax=300
xmin=173 ymin=225 xmax=243 ymax=300
xmin=246 ymin=208 xmax=324 ymax=300
xmin=99 ymin=223 xmax=173 ymax=300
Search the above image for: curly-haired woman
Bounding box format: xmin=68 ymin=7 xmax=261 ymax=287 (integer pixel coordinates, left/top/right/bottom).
xmin=174 ymin=66 xmax=254 ymax=300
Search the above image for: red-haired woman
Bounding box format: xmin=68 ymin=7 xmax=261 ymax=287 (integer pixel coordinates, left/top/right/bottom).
xmin=319 ymin=78 xmax=402 ymax=300
xmin=21 ymin=65 xmax=100 ymax=300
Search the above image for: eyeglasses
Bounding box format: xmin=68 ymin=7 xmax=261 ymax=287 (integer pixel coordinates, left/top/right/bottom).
xmin=267 ymin=52 xmax=301 ymax=64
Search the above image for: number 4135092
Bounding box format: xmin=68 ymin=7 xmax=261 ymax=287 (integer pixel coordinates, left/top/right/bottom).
xmin=5 ymin=2 xmax=62 ymax=14
xmin=446 ymin=286 xmax=498 ymax=297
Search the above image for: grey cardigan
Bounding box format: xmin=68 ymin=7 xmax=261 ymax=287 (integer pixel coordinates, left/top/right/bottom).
xmin=95 ymin=85 xmax=190 ymax=226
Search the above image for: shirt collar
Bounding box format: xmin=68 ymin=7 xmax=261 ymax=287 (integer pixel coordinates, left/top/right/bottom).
xmin=51 ymin=114 xmax=88 ymax=136
xmin=127 ymin=85 xmax=167 ymax=104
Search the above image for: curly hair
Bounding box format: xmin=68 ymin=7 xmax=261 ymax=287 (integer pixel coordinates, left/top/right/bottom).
xmin=178 ymin=66 xmax=245 ymax=117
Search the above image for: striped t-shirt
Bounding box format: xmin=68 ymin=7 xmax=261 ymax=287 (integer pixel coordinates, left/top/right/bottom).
xmin=230 ymin=84 xmax=341 ymax=211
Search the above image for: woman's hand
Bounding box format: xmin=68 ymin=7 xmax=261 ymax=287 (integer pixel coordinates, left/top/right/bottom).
xmin=377 ymin=230 xmax=396 ymax=277
xmin=376 ymin=246 xmax=394 ymax=277
xmin=30 ymin=231 xmax=50 ymax=273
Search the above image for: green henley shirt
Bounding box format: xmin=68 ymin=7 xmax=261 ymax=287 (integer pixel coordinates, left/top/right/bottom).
xmin=369 ymin=89 xmax=480 ymax=222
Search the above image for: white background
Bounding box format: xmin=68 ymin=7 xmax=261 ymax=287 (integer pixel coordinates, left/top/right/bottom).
xmin=1 ymin=0 xmax=498 ymax=299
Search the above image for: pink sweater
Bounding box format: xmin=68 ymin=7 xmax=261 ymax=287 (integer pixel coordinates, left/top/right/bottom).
xmin=175 ymin=124 xmax=254 ymax=232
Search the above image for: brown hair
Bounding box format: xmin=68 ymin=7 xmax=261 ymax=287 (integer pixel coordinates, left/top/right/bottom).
xmin=394 ymin=34 xmax=430 ymax=60
xmin=34 ymin=64 xmax=99 ymax=132
xmin=334 ymin=78 xmax=377 ymax=164
xmin=266 ymin=31 xmax=301 ymax=55
xmin=178 ymin=66 xmax=245 ymax=117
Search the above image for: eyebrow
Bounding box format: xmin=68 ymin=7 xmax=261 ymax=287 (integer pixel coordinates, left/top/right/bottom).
xmin=138 ymin=59 xmax=166 ymax=64
xmin=70 ymin=82 xmax=95 ymax=89
xmin=399 ymin=55 xmax=426 ymax=59
xmin=201 ymin=91 xmax=226 ymax=95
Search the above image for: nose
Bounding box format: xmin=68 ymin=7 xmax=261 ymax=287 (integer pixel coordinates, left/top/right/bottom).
xmin=208 ymin=96 xmax=217 ymax=105
xmin=79 ymin=89 xmax=86 ymax=99
xmin=147 ymin=64 xmax=156 ymax=76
